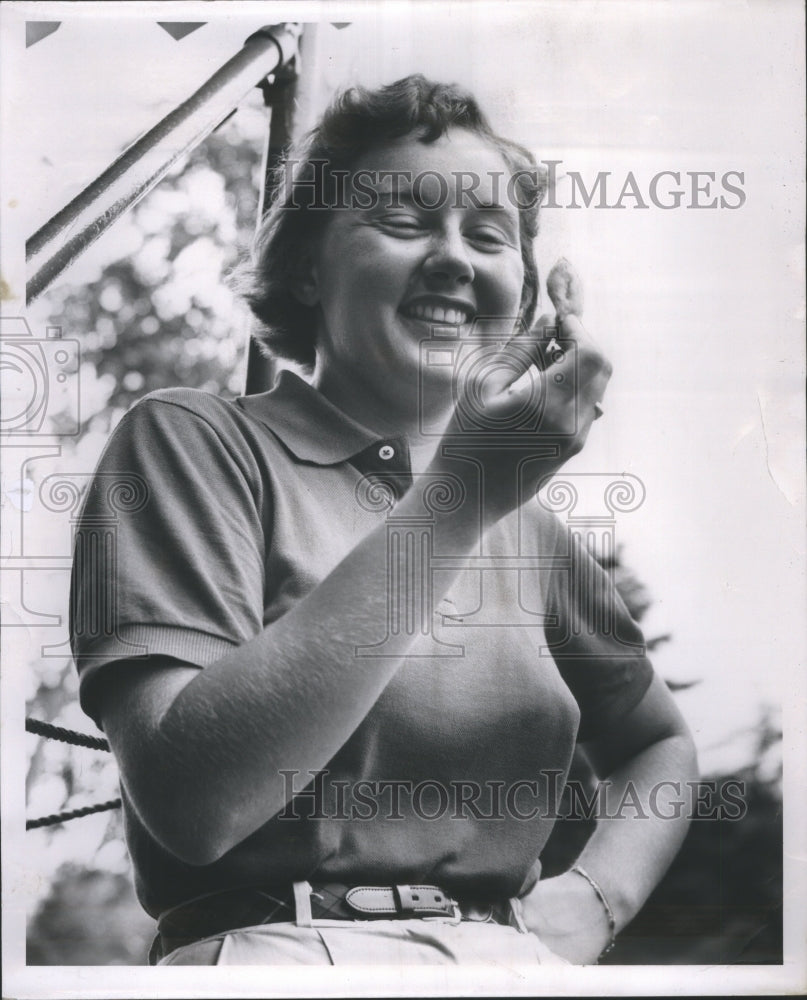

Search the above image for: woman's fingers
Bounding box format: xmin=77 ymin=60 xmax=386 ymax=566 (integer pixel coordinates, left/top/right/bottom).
xmin=473 ymin=314 xmax=551 ymax=408
xmin=557 ymin=314 xmax=612 ymax=418
xmin=505 ymin=362 xmax=542 ymax=399
xmin=546 ymin=257 xmax=584 ymax=320
xmin=440 ymin=261 xmax=611 ymax=524
xmin=439 ymin=296 xmax=611 ymax=524
xmin=494 ymin=313 xmax=611 ymax=427
xmin=463 ymin=253 xmax=611 ymax=437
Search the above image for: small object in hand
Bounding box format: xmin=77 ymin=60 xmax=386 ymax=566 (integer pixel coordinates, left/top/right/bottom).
xmin=546 ymin=257 xmax=584 ymax=320
xmin=593 ymin=402 xmax=605 ymax=420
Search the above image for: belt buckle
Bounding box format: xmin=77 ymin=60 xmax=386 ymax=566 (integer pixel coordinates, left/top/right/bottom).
xmin=395 ymin=885 xmax=460 ymax=922
xmin=417 ymin=901 xmax=462 ymax=924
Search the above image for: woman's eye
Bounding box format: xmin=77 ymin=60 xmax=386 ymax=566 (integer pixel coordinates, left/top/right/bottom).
xmin=378 ymin=215 xmax=424 ymax=234
xmin=467 ymin=228 xmax=511 ymax=249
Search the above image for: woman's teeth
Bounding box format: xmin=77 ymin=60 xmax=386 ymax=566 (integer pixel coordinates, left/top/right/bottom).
xmin=403 ymin=303 xmax=470 ymax=325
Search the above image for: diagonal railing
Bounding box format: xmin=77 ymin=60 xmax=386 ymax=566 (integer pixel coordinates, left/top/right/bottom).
xmin=26 ymin=22 xmax=302 ymax=306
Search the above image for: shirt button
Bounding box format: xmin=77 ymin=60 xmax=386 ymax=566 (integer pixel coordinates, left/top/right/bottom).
xmin=378 ymin=444 xmax=395 ymax=461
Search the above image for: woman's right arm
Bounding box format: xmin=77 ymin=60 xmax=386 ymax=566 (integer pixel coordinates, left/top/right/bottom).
xmin=98 ymin=482 xmax=484 ymax=866
xmin=94 ymin=313 xmax=610 ymax=866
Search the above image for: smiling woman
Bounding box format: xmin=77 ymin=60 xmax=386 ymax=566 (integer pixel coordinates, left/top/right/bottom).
xmin=69 ymin=74 xmax=697 ymax=967
xmin=239 ymin=76 xmax=542 ymax=371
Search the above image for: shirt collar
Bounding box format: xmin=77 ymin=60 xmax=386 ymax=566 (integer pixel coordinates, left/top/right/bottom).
xmin=235 ymin=369 xmax=410 ymax=474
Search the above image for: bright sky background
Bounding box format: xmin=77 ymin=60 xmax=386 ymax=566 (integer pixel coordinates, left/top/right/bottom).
xmin=2 ymin=1 xmax=805 ymax=783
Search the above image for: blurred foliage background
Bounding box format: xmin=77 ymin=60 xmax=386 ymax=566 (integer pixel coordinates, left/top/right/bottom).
xmin=21 ymin=105 xmax=782 ymax=966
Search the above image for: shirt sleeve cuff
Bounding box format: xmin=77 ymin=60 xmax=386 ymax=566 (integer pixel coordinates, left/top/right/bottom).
xmin=75 ymin=625 xmax=239 ymax=728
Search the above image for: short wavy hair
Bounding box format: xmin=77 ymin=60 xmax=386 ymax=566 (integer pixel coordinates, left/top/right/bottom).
xmin=237 ymin=74 xmax=544 ymax=369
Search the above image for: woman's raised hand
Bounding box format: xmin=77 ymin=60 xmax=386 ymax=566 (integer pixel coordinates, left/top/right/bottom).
xmin=430 ymin=260 xmax=612 ymax=528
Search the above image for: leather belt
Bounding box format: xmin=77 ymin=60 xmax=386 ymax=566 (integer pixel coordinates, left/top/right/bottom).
xmin=342 ymin=884 xmax=454 ymax=916
xmin=151 ymin=883 xmax=514 ymax=963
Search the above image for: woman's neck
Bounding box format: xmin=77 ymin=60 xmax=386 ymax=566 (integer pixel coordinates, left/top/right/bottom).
xmin=312 ymin=362 xmax=454 ymax=473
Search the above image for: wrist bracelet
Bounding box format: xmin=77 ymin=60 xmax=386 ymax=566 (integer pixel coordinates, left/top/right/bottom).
xmin=570 ymin=864 xmax=616 ymax=959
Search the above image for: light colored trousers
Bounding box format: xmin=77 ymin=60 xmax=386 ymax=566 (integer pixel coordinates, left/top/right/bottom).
xmin=158 ymin=883 xmax=568 ymax=966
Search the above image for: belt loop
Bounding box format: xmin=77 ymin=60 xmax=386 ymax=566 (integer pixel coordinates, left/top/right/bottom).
xmin=293 ymin=881 xmax=313 ymax=927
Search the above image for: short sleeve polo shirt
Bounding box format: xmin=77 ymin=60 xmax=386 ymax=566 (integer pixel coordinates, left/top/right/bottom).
xmin=70 ymin=370 xmax=653 ymax=917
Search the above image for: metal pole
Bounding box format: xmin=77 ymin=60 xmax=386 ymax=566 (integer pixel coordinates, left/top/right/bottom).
xmin=244 ymin=22 xmax=331 ymax=394
xmin=244 ymin=56 xmax=300 ymax=395
xmin=26 ymin=23 xmax=301 ymax=305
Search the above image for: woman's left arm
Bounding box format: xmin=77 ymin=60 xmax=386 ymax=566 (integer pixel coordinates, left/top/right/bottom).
xmin=521 ymin=671 xmax=698 ymax=964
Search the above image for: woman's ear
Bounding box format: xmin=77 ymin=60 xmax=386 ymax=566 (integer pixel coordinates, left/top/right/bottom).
xmin=290 ymin=248 xmax=320 ymax=307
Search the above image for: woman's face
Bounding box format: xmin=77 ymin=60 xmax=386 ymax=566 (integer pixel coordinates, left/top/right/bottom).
xmin=303 ymin=128 xmax=526 ymax=414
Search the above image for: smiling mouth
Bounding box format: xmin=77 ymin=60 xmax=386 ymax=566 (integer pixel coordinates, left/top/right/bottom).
xmin=400 ymin=302 xmax=473 ymax=326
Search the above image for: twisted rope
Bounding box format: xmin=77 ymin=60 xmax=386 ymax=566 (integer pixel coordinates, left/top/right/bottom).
xmin=26 ymin=798 xmax=122 ymax=830
xmin=26 ymin=717 xmax=110 ymax=752
xmin=26 ymin=717 xmax=118 ymax=829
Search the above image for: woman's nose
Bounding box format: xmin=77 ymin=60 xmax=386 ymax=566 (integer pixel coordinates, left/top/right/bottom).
xmin=422 ymin=227 xmax=474 ymax=287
